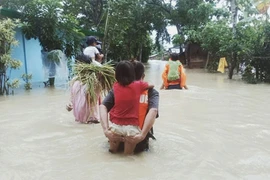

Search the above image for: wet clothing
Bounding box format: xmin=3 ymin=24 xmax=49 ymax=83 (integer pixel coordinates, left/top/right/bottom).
xmin=167 ymin=60 xmax=181 ymax=81
xmin=138 ymin=90 xmax=148 ymax=129
xmin=103 ymin=88 xmax=159 ymax=120
xmin=109 ymin=81 xmax=149 ymax=126
xmin=167 ymin=84 xmax=182 ymax=90
xmin=162 ymin=60 xmax=187 ymax=89
xmin=217 ymin=57 xmax=228 ymax=73
xmin=109 ymin=123 xmax=141 ymax=136
xmin=70 ymin=80 xmax=100 ymax=123
xmin=102 ymin=88 xmax=159 ymax=153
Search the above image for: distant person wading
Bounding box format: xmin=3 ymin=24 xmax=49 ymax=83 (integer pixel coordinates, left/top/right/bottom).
xmin=161 ymin=53 xmax=188 ymax=90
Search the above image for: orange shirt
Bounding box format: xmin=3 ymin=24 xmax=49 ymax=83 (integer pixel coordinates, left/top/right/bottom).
xmin=138 ymin=90 xmax=148 ymax=129
xmin=162 ymin=61 xmax=187 ymax=88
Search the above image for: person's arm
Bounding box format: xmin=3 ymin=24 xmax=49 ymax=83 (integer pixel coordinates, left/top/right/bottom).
xmin=99 ymin=90 xmax=124 ymax=142
xmin=140 ymin=108 xmax=157 ymax=138
xmin=99 ymin=90 xmax=114 ymax=132
xmin=140 ymin=81 xmax=154 ymax=91
xmin=125 ymin=110 xmax=157 ymax=143
xmin=162 ymin=64 xmax=169 ymax=89
xmin=99 ymin=104 xmax=110 ymax=132
xmin=141 ymin=88 xmax=159 ymax=137
xmin=96 ymin=53 xmax=104 ymax=61
xmin=160 ymin=83 xmax=165 ymax=90
xmin=126 ymin=88 xmax=159 ymax=143
xmin=66 ymin=81 xmax=75 ymax=111
xmin=179 ymin=65 xmax=188 ymax=89
xmin=94 ymin=47 xmax=104 ymax=62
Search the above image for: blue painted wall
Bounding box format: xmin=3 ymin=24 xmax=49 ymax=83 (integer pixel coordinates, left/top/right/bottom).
xmin=9 ymin=28 xmax=69 ymax=87
xmin=10 ymin=28 xmax=44 ymax=85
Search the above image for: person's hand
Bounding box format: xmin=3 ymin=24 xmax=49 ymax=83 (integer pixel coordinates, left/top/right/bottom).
xmin=104 ymin=129 xmax=124 ymax=142
xmin=125 ymin=133 xmax=145 ymax=144
xmin=66 ymin=104 xmax=73 ymax=111
xmin=160 ymin=85 xmax=165 ymax=90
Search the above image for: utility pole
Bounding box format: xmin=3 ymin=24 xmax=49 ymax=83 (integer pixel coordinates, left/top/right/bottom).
xmin=229 ymin=0 xmax=238 ymax=79
xmin=103 ymin=0 xmax=110 ymax=62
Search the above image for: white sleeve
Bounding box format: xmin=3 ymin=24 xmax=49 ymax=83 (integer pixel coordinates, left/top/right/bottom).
xmin=94 ymin=47 xmax=100 ymax=54
xmin=83 ymin=48 xmax=90 ymax=57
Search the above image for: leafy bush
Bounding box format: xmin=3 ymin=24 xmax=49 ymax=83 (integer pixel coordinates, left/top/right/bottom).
xmin=0 ymin=18 xmax=21 ymax=95
xmin=242 ymin=65 xmax=257 ymax=84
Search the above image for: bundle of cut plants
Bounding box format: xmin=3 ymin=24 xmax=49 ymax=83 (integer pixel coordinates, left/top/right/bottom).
xmin=72 ymin=62 xmax=115 ymax=105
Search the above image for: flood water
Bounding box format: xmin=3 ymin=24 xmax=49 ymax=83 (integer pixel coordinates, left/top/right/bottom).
xmin=1 ymin=60 xmax=270 ymax=180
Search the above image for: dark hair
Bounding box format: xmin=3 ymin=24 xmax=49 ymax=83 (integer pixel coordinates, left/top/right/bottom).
xmin=130 ymin=60 xmax=145 ymax=80
xmin=170 ymin=53 xmax=179 ymax=61
xmin=75 ymin=54 xmax=92 ymax=64
xmin=115 ymin=61 xmax=135 ymax=86
xmin=86 ymin=36 xmax=97 ymax=46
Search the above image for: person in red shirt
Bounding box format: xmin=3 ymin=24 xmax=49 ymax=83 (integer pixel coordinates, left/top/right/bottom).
xmin=109 ymin=60 xmax=154 ymax=155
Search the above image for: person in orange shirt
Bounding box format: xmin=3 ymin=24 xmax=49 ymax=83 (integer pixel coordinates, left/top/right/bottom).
xmin=161 ymin=53 xmax=188 ymax=90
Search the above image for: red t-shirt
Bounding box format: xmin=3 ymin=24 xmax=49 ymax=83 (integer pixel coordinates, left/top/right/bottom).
xmin=110 ymin=81 xmax=149 ymax=126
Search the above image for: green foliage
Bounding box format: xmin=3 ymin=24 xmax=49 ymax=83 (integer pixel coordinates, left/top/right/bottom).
xmin=141 ymin=35 xmax=153 ymax=63
xmin=3 ymin=0 xmax=170 ymax=62
xmin=0 ymin=0 xmax=29 ymax=11
xmin=168 ymin=0 xmax=219 ymax=35
xmin=47 ymin=50 xmax=64 ymax=64
xmin=7 ymin=79 xmax=20 ymax=89
xmin=0 ymin=18 xmax=21 ymax=95
xmin=106 ymin=0 xmax=168 ymax=61
xmin=22 ymin=73 xmax=32 ymax=90
xmin=172 ymin=34 xmax=185 ymax=46
xmin=242 ymin=64 xmax=257 ymax=84
xmin=201 ymin=20 xmax=232 ymax=56
xmin=20 ymin=0 xmax=84 ymax=57
xmin=6 ymin=78 xmax=20 ymax=95
xmin=3 ymin=0 xmax=269 ymax=82
xmin=249 ymin=22 xmax=270 ymax=83
xmin=62 ymin=0 xmax=107 ymax=31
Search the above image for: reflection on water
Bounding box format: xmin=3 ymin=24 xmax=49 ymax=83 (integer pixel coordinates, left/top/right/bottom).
xmin=1 ymin=60 xmax=270 ymax=180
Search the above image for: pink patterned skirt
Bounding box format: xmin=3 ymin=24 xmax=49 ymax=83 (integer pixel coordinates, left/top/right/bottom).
xmin=70 ymin=80 xmax=100 ymax=124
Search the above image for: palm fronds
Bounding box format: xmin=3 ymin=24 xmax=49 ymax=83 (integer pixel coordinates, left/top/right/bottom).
xmin=72 ymin=62 xmax=115 ymax=105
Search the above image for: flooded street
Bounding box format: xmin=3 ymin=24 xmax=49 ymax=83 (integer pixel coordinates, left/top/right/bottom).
xmin=1 ymin=60 xmax=270 ymax=180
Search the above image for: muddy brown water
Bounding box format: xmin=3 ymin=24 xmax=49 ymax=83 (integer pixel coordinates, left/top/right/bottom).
xmin=1 ymin=60 xmax=270 ymax=180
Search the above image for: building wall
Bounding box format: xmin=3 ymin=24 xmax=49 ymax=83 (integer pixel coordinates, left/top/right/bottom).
xmin=10 ymin=28 xmax=45 ymax=85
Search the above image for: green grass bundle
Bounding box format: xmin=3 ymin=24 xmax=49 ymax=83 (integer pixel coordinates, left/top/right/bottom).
xmin=72 ymin=62 xmax=115 ymax=105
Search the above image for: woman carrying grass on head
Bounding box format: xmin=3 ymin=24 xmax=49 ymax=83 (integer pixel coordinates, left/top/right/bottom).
xmin=108 ymin=61 xmax=154 ymax=155
xmin=66 ymin=54 xmax=115 ymax=124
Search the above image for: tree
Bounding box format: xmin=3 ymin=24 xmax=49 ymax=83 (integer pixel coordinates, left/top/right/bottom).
xmin=0 ymin=18 xmax=21 ymax=95
xmin=200 ymin=20 xmax=232 ymax=70
xmin=249 ymin=22 xmax=270 ymax=83
xmin=0 ymin=0 xmax=29 ymax=11
xmin=62 ymin=0 xmax=107 ymax=31
xmin=105 ymin=0 xmax=169 ymax=62
xmin=22 ymin=0 xmax=83 ymax=54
